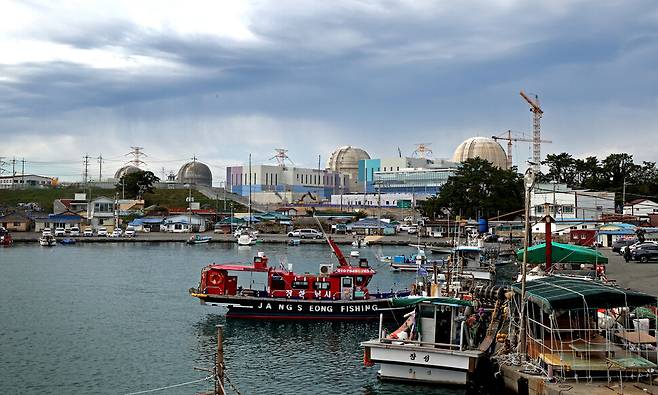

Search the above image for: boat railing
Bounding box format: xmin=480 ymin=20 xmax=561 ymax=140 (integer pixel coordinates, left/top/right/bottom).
xmin=377 ymin=337 xmax=464 ymax=351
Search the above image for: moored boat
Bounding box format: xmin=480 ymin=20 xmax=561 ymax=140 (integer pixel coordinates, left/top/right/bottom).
xmin=0 ymin=228 xmax=13 ymax=247
xmin=189 ymin=238 xmax=411 ymax=320
xmin=362 ymin=296 xmax=487 ymax=385
xmin=237 ymin=233 xmax=257 ymax=246
xmin=39 ymin=235 xmax=57 ymax=246
xmin=187 ymin=234 xmax=212 ymax=244
xmin=60 ymin=238 xmax=76 ymax=245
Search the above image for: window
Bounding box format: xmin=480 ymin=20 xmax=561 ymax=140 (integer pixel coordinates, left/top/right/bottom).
xmin=292 ymin=281 xmax=309 ymax=289
xmin=354 ymin=276 xmax=365 ymax=286
xmin=341 ymin=277 xmax=353 ymax=287
xmin=271 ymin=276 xmax=286 ymax=290
xmin=313 ymin=281 xmax=331 ymax=290
xmin=535 ymin=205 xmax=544 ymax=214
xmin=562 ymin=205 xmax=574 ymax=214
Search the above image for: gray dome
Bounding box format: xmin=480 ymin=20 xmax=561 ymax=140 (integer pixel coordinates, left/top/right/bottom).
xmin=327 ymin=146 xmax=370 ymax=173
xmin=176 ymin=161 xmax=212 ymax=187
xmin=452 ymin=137 xmax=508 ymax=169
xmin=114 ymin=165 xmax=141 ymax=179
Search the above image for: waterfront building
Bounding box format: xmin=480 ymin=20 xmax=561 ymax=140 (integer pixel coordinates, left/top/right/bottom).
xmin=530 ymin=183 xmax=615 ymax=220
xmin=89 ymin=196 xmax=117 ymax=227
xmin=0 ymin=212 xmax=33 ymax=232
xmin=33 ymin=211 xmax=84 ymax=232
xmin=163 ymin=214 xmax=206 ymax=233
xmin=0 ymin=174 xmax=53 ymax=189
xmin=226 ymin=164 xmax=349 ymax=204
xmin=54 ymin=193 xmax=89 ymax=215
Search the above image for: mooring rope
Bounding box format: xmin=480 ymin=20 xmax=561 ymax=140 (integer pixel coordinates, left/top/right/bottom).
xmin=123 ymin=375 xmax=213 ymax=395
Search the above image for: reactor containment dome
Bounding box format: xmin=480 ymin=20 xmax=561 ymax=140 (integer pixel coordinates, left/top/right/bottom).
xmin=176 ymin=161 xmax=213 ymax=187
xmin=452 ymin=137 xmax=508 ymax=169
xmin=114 ymin=165 xmax=141 ymax=179
xmin=327 ymin=146 xmax=370 ymax=174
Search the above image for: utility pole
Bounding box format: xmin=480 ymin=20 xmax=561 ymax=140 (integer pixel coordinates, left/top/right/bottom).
xmin=519 ymin=167 xmax=536 ymax=359
xmin=83 ymin=154 xmax=89 ymax=185
xmin=97 ymin=154 xmax=103 ymax=181
xmin=21 ymin=158 xmax=25 ymax=188
xmin=11 ymin=157 xmax=16 ymax=190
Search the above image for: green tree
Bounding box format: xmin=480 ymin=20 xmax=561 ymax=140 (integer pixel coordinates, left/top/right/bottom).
xmin=541 ymin=153 xmax=577 ymax=185
xmin=116 ymin=171 xmax=160 ymax=199
xmin=420 ymin=158 xmax=523 ymax=219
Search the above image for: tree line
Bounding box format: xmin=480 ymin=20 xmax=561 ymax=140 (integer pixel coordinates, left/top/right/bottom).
xmin=420 ymin=152 xmax=656 ymax=220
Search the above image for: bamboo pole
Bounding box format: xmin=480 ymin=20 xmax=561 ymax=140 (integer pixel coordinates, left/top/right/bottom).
xmin=216 ymin=324 xmax=225 ymax=395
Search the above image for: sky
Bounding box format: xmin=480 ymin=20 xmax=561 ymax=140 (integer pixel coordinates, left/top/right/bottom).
xmin=0 ymin=0 xmax=657 ymax=183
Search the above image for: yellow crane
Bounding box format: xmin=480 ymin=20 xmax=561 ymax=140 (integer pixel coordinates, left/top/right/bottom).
xmin=520 ymin=90 xmax=544 ymax=171
xmin=491 ymin=130 xmax=552 ymax=169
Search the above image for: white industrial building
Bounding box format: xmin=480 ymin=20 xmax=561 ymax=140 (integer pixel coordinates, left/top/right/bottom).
xmin=530 ymin=183 xmax=615 ymax=220
xmin=330 ymin=192 xmax=417 ymax=208
xmin=0 ymin=174 xmax=53 ymax=189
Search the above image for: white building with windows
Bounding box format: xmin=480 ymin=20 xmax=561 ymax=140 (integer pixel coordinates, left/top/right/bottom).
xmin=0 ymin=174 xmax=53 ymax=189
xmin=330 ymin=192 xmax=417 ymax=208
xmin=623 ymin=199 xmax=658 ymax=218
xmin=530 ymin=183 xmax=615 ymax=220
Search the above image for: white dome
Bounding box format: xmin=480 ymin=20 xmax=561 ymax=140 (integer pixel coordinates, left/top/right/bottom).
xmin=452 ymin=137 xmax=508 ymax=169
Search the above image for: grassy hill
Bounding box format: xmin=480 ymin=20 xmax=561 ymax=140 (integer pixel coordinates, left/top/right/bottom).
xmin=0 ymin=186 xmax=246 ymax=213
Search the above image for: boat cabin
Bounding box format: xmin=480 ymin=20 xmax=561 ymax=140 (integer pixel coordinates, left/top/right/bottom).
xmin=199 ymin=253 xmax=376 ymax=301
xmin=512 ymin=277 xmax=657 ymax=381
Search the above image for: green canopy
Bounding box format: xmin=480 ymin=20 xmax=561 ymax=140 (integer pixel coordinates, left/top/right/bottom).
xmin=516 ymin=242 xmax=608 ymax=264
xmin=391 ymin=296 xmax=472 ymax=308
xmin=511 ymin=276 xmax=656 ymax=313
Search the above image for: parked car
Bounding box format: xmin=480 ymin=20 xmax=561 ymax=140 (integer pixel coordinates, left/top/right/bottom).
xmin=483 ymin=234 xmax=499 ymax=242
xmin=332 ymin=224 xmax=348 ymax=234
xmin=631 ymin=244 xmax=658 ymax=263
xmin=612 ymin=238 xmax=638 ymax=254
xmin=97 ymin=227 xmax=108 ymax=237
xmin=407 ymin=226 xmax=418 ymax=234
xmin=83 ymin=227 xmax=94 ymax=237
xmin=110 ymin=228 xmax=123 ymax=238
xmin=42 ymin=228 xmax=52 ymax=237
xmin=287 ymin=228 xmax=323 ymax=239
xmin=69 ymin=227 xmax=80 ymax=236
xmin=399 ymin=224 xmax=411 ymax=232
xmin=54 ymin=227 xmax=66 ymax=237
xmin=124 ymin=226 xmax=135 ymax=237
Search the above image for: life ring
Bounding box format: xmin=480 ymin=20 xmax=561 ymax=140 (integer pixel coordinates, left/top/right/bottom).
xmin=208 ymin=272 xmax=223 ymax=286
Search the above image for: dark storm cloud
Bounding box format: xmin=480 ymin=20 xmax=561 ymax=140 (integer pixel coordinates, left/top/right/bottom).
xmin=1 ymin=0 xmax=658 ymax=179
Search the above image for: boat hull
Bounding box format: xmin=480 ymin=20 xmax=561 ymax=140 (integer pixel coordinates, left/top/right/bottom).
xmin=193 ymin=294 xmax=408 ymax=320
xmin=364 ymin=340 xmax=482 ymax=385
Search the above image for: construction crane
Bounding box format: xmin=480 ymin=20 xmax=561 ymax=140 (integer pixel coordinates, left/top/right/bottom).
xmin=520 ymin=91 xmax=543 ymax=172
xmin=492 ymin=130 xmax=552 ymax=169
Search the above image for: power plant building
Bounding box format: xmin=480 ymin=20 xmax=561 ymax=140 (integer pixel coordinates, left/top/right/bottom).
xmin=176 ymin=161 xmax=213 ymax=187
xmin=357 ymin=157 xmax=458 ymax=195
xmin=327 ymin=146 xmax=371 ymax=193
xmin=226 ymin=164 xmax=350 ymax=204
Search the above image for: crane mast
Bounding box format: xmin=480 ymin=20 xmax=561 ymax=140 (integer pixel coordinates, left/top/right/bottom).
xmin=520 ymin=91 xmax=543 ymax=172
xmin=491 ymin=129 xmax=552 ymax=169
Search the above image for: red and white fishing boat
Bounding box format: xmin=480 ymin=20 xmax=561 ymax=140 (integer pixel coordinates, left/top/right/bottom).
xmin=189 ymin=238 xmax=410 ymax=320
xmin=0 ymin=228 xmax=13 ymax=247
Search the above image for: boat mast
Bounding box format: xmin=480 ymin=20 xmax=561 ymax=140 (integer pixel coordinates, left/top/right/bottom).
xmin=248 ymin=153 xmax=252 ymax=227
xmin=519 ymin=167 xmax=536 ymax=358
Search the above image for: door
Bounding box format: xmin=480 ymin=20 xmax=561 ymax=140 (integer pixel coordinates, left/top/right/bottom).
xmin=341 ymin=277 xmax=353 ymax=300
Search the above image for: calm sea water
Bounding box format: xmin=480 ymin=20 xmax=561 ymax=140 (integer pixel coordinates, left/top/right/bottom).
xmin=0 ymin=242 xmax=488 ymax=395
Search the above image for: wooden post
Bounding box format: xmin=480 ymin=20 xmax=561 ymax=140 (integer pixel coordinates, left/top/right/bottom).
xmin=216 ymin=324 xmax=225 ymax=395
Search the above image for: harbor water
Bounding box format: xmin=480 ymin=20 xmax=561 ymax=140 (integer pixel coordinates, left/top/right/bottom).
xmin=0 ymin=243 xmax=510 ymax=394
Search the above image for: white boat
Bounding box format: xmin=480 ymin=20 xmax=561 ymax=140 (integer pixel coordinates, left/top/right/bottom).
xmin=39 ymin=235 xmax=57 ymax=246
xmin=350 ymin=250 xmax=360 ymax=258
xmin=237 ymin=234 xmax=257 ymax=246
xmin=351 ymin=238 xmax=368 ymax=248
xmin=362 ymin=297 xmax=485 ymax=385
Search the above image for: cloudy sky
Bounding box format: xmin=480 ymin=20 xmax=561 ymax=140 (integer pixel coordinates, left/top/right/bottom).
xmin=1 ymin=0 xmax=657 ymax=182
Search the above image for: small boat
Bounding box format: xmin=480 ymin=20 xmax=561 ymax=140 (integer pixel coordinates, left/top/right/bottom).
xmin=350 ymin=250 xmax=360 ymax=258
xmin=39 ymin=235 xmax=57 ymax=246
xmin=59 ymin=238 xmax=76 ymax=245
xmin=187 ymin=235 xmax=212 ymax=245
xmin=0 ymin=228 xmax=13 ymax=247
xmin=362 ymin=296 xmax=487 ymax=385
xmin=237 ymin=233 xmax=257 ymax=246
xmin=189 ymin=238 xmax=412 ymax=320
xmin=287 ymin=239 xmax=301 ymax=246
xmin=352 ymin=238 xmax=368 ymax=248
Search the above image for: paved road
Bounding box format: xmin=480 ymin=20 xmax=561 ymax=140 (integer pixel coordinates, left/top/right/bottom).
xmin=603 ymin=249 xmax=658 ymax=295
